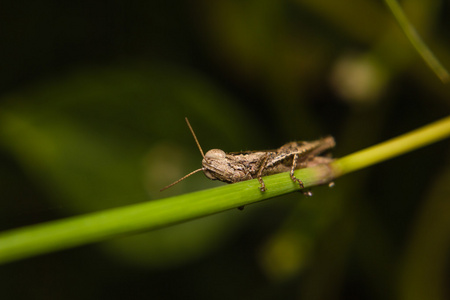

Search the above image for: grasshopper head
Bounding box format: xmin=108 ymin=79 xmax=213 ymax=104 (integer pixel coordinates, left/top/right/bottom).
xmin=202 ymin=149 xmax=227 ymax=180
xmin=204 ymin=149 xmax=226 ymax=160
xmin=161 ymin=119 xmax=236 ymax=191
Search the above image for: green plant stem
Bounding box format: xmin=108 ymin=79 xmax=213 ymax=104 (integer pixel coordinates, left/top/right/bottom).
xmin=384 ymin=0 xmax=449 ymax=83
xmin=331 ymin=115 xmax=450 ymax=175
xmin=1 ymin=116 xmax=450 ymax=265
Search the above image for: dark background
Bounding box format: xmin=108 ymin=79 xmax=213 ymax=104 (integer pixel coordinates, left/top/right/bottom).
xmin=1 ymin=1 xmax=450 ymax=299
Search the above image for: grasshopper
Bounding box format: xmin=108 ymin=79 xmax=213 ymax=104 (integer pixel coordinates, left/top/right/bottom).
xmin=161 ymin=118 xmax=335 ymax=192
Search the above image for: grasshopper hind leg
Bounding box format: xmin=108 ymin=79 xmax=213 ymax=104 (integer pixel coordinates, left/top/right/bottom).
xmin=290 ymin=153 xmax=304 ymax=188
xmin=290 ymin=154 xmax=312 ymax=196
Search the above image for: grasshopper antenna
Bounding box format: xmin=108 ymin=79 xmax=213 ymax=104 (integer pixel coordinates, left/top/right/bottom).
xmin=160 ymin=168 xmax=203 ymax=191
xmin=160 ymin=118 xmax=205 ymax=191
xmin=185 ymin=117 xmax=205 ymax=158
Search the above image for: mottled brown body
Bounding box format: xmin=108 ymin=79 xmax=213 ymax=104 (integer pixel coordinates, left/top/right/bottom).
xmin=160 ymin=118 xmax=335 ymax=192
xmin=161 ymin=118 xmax=336 ymax=194
xmin=202 ymin=137 xmax=335 ymax=191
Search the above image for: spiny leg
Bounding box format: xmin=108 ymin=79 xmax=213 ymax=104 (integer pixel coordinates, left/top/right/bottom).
xmin=290 ymin=153 xmax=304 ymax=189
xmin=257 ymin=156 xmax=269 ymax=192
xmin=290 ymin=154 xmax=313 ymax=196
xmin=257 ymin=177 xmax=266 ymax=192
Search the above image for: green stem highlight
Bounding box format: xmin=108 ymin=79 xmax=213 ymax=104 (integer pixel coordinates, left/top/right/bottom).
xmin=0 ymin=116 xmax=450 ymax=265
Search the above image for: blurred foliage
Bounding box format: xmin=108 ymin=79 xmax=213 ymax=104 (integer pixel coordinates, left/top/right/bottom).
xmin=0 ymin=0 xmax=449 ymax=299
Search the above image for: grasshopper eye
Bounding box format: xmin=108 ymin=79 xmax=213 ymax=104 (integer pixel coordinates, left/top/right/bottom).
xmin=203 ymin=169 xmax=217 ymax=180
xmin=205 ymin=149 xmax=226 ymax=160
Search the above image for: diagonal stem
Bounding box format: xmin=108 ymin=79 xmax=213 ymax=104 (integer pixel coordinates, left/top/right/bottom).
xmin=0 ymin=116 xmax=449 ymax=265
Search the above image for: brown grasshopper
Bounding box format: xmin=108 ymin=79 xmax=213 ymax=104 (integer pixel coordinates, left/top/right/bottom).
xmin=161 ymin=118 xmax=335 ymax=192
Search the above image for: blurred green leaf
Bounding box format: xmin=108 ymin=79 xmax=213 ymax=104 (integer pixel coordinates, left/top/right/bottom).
xmin=0 ymin=62 xmax=260 ymax=267
xmin=398 ymin=161 xmax=450 ymax=300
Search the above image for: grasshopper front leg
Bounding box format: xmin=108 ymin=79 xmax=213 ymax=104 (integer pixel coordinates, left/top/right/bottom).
xmin=256 ymin=156 xmax=269 ymax=192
